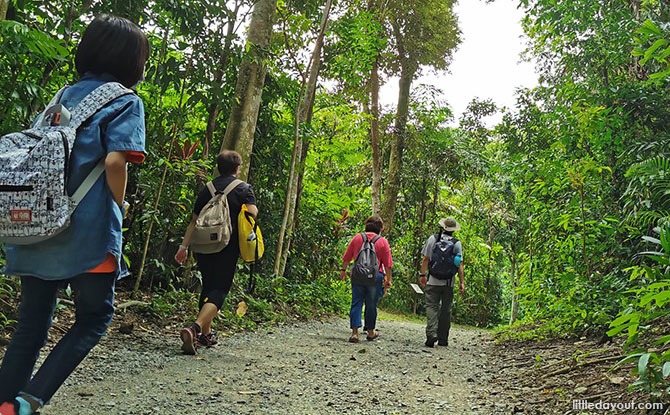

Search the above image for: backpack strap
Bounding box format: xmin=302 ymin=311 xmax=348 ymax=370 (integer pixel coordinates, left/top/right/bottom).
xmin=53 ymin=83 xmax=132 ymax=210
xmin=205 ymin=178 xmax=244 ymax=199
xmin=70 ymin=160 xmax=105 ymax=206
xmin=222 ymin=179 xmax=244 ymax=195
xmin=361 ymin=233 xmax=382 ymax=245
xmin=246 ymin=261 xmax=257 ymax=295
xmin=370 ymin=234 xmax=382 ymax=271
xmin=205 ymin=181 xmax=217 ymax=197
xmin=69 ymin=82 xmax=134 ymax=130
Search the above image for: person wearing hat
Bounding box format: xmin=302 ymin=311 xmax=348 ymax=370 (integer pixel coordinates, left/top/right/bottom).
xmin=418 ymin=217 xmax=465 ymax=347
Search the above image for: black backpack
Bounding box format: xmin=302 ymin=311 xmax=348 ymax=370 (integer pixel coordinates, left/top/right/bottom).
xmin=351 ymin=232 xmax=382 ymax=286
xmin=428 ymin=232 xmax=459 ymax=281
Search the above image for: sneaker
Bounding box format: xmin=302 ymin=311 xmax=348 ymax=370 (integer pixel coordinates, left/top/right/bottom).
xmin=425 ymin=336 xmax=438 ymax=348
xmin=0 ymin=401 xmax=17 ymax=415
xmin=197 ymin=332 xmax=218 ymax=348
xmin=180 ymin=326 xmax=197 ymax=355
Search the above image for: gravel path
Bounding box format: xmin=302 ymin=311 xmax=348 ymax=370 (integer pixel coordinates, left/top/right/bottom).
xmin=40 ymin=317 xmax=496 ymax=414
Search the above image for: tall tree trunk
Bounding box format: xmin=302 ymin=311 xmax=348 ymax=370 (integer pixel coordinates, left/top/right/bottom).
xmin=204 ymin=1 xmax=241 ymax=159
xmin=274 ymin=94 xmax=304 ymax=276
xmin=365 ymin=0 xmax=386 ymax=215
xmin=369 ymin=56 xmax=382 ymax=215
xmin=380 ymin=61 xmax=415 ymax=237
xmin=274 ymin=0 xmax=332 ymax=277
xmin=414 ymin=177 xmax=428 ymax=270
xmin=366 ymin=0 xmax=385 ymax=215
xmin=0 ymin=0 xmax=8 ymax=20
xmin=221 ymin=0 xmax=277 ymax=180
xmin=509 ymin=251 xmax=518 ymax=325
xmin=482 ymin=217 xmax=495 ymax=326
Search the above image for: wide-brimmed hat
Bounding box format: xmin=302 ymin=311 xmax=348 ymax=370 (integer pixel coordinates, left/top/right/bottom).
xmin=439 ymin=217 xmax=461 ymax=232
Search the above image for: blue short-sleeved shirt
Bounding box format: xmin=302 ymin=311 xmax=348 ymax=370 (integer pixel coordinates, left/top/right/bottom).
xmin=4 ymin=74 xmax=146 ymax=280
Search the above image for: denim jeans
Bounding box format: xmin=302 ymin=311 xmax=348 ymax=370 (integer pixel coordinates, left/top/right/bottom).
xmin=374 ymin=274 xmax=384 ymax=304
xmin=350 ymin=271 xmax=383 ymax=330
xmin=0 ymin=272 xmax=116 ymax=404
xmin=424 ymin=284 xmax=454 ymax=343
xmin=363 ymin=274 xmax=384 ymax=330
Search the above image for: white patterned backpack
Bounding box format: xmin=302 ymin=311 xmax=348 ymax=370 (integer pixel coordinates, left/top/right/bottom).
xmin=0 ymin=82 xmax=133 ymax=244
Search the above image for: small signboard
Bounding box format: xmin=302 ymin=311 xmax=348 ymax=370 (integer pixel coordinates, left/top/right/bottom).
xmin=410 ymin=283 xmax=424 ymax=295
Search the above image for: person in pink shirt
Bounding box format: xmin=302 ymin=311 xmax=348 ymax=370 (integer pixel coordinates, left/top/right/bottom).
xmin=339 ymin=215 xmax=393 ymax=343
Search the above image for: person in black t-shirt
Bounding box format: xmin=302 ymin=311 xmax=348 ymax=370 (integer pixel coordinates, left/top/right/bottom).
xmin=174 ymin=150 xmax=258 ymax=354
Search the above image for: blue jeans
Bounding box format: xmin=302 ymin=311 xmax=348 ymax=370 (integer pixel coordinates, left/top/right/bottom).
xmin=350 ymin=271 xmax=383 ymax=330
xmin=374 ymin=274 xmax=384 ymax=304
xmin=0 ymin=272 xmax=116 ymax=405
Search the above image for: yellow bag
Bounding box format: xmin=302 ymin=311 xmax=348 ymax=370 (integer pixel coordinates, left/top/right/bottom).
xmin=238 ymin=204 xmax=264 ymax=262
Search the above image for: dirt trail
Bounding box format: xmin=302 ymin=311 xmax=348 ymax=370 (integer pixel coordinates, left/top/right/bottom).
xmin=41 ymin=317 xmax=496 ymax=415
xmin=27 ymin=313 xmax=667 ymax=415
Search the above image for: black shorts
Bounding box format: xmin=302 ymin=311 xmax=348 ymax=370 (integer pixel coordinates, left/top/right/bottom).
xmin=195 ymin=242 xmax=240 ymax=309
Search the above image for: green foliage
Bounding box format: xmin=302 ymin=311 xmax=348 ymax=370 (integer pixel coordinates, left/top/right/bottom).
xmin=446 ymin=177 xmax=506 ymax=328
xmin=624 ymin=156 xmax=670 ymax=226
xmin=608 ymin=226 xmax=670 ymax=396
xmin=633 ymin=19 xmax=670 ymax=84
xmin=0 ymin=273 xmax=19 ymax=331
xmin=492 ymin=0 xmax=670 ymax=347
xmin=144 ymin=289 xmax=198 ymax=319
xmin=222 ymin=273 xmax=350 ymax=331
xmin=494 ymin=319 xmax=562 ymax=342
xmin=384 ymin=0 xmax=460 ymax=72
xmin=0 ymin=19 xmax=70 ymax=132
xmin=606 ymin=153 xmax=670 ymax=397
xmin=326 ymin=10 xmax=385 ymax=90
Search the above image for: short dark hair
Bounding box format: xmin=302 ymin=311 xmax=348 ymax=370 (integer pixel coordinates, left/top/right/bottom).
xmin=216 ymin=150 xmax=242 ymax=176
xmin=75 ymin=15 xmax=150 ymax=88
xmin=364 ymin=215 xmax=384 ymax=234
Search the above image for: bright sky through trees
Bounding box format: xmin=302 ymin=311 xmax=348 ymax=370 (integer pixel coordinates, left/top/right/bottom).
xmin=381 ymin=0 xmax=538 ymax=126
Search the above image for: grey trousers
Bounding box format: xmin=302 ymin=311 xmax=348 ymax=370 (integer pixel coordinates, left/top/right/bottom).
xmin=424 ymin=284 xmax=454 ymax=343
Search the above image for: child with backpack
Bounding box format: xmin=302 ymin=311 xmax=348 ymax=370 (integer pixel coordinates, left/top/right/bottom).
xmin=0 ymin=15 xmax=149 ymax=415
xmin=418 ymin=217 xmax=466 ymax=348
xmin=174 ymin=150 xmax=258 ymax=355
xmin=339 ymin=215 xmax=393 ymax=343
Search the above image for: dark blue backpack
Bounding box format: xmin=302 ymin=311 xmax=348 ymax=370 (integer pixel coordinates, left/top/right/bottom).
xmin=428 ymin=232 xmax=459 ymax=280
